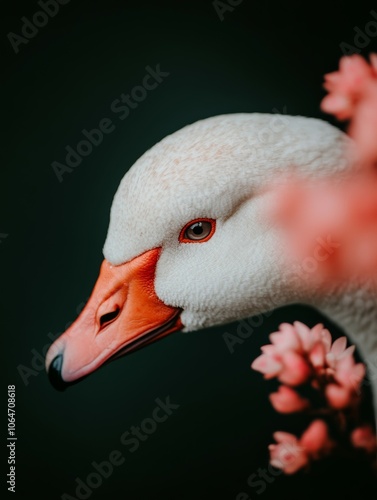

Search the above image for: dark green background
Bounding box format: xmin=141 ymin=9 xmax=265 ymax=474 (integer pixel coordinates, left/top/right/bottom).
xmin=2 ymin=1 xmax=377 ymax=498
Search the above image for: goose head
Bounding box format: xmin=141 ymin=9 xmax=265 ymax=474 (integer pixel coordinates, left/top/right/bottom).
xmin=45 ymin=113 xmax=352 ymax=390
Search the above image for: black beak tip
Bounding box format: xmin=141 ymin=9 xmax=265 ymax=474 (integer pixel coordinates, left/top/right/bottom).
xmin=48 ymin=354 xmax=69 ymax=391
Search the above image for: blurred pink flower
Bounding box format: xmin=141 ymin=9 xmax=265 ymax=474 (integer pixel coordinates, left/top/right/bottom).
xmin=321 ymin=54 xmax=376 ymax=120
xmin=252 ymin=322 xmax=365 ymax=412
xmin=351 ymin=425 xmax=377 ymax=454
xmin=279 ymin=351 xmax=312 ymax=386
xmin=308 ymin=341 xmax=326 ymax=369
xmin=300 ymin=420 xmax=332 ymax=457
xmin=325 ymin=383 xmax=352 ymax=409
xmin=269 ymin=385 xmax=309 ymax=414
xmin=269 ymin=432 xmax=308 ymax=474
xmin=251 ymin=351 xmax=282 ymax=379
xmin=326 ymin=336 xmax=355 ymax=369
xmin=255 ymin=320 xmax=374 ymax=474
xmin=269 ymin=420 xmax=332 ymax=473
xmin=334 ymin=354 xmax=365 ymax=392
xmin=252 ymin=322 xmax=362 ymax=394
xmin=321 ymin=53 xmax=377 ymax=164
xmin=274 ymin=176 xmax=377 ymax=283
xmin=350 ymin=81 xmax=377 ymax=165
xmin=252 ymin=322 xmax=329 ymax=385
xmin=251 ymin=348 xmax=310 ymax=386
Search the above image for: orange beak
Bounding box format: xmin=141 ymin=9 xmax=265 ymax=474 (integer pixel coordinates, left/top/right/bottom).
xmin=45 ymin=248 xmax=182 ymax=390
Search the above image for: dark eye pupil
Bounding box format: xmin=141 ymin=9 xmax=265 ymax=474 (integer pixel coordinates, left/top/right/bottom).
xmin=192 ymin=224 xmax=203 ymax=235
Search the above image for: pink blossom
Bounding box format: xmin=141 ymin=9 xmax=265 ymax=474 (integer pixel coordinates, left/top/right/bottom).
xmin=278 ymin=351 xmax=311 ymax=386
xmin=321 ymin=54 xmax=377 ymax=164
xmin=269 ymin=432 xmax=308 ymax=474
xmin=325 ymin=383 xmax=351 ymax=409
xmin=326 ymin=336 xmax=355 ymax=369
xmin=321 ymin=54 xmax=376 ymax=120
xmin=251 ymin=353 xmax=282 ymax=379
xmin=334 ymin=354 xmax=365 ymax=391
xmin=350 ymin=81 xmax=377 ymax=164
xmin=252 ymin=321 xmax=364 ymax=415
xmin=269 ymin=385 xmax=309 ymax=413
xmin=251 ymin=347 xmax=311 ymax=386
xmin=308 ymin=341 xmax=326 ymax=369
xmin=325 ymin=353 xmax=364 ymax=409
xmin=252 ymin=322 xmax=334 ymax=385
xmin=269 ymin=323 xmax=302 ymax=351
xmin=252 ymin=322 xmax=360 ymax=392
xmin=293 ymin=321 xmax=316 ymax=352
xmin=300 ymin=420 xmax=333 ymax=456
xmin=258 ymin=319 xmax=371 ymax=472
xmin=269 ymin=420 xmax=332 ymax=474
xmin=351 ymin=425 xmax=377 ymax=454
xmin=269 ymin=322 xmax=332 ymax=356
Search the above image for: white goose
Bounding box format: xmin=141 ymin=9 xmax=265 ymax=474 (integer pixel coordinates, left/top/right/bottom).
xmin=45 ymin=113 xmax=377 ymax=421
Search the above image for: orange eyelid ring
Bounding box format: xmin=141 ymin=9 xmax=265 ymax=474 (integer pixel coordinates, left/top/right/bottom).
xmin=179 ymin=218 xmax=216 ymax=243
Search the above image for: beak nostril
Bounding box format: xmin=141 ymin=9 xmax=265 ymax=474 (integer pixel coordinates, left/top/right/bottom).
xmin=99 ymin=307 xmax=120 ymax=329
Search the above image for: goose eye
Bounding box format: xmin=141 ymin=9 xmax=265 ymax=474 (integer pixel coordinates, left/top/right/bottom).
xmin=179 ymin=219 xmax=216 ymax=243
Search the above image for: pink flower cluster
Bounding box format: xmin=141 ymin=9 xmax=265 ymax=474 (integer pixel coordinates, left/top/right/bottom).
xmin=256 ymin=56 xmax=377 ymax=474
xmin=252 ymin=322 xmax=376 ymax=474
xmin=252 ymin=322 xmax=365 ymax=409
